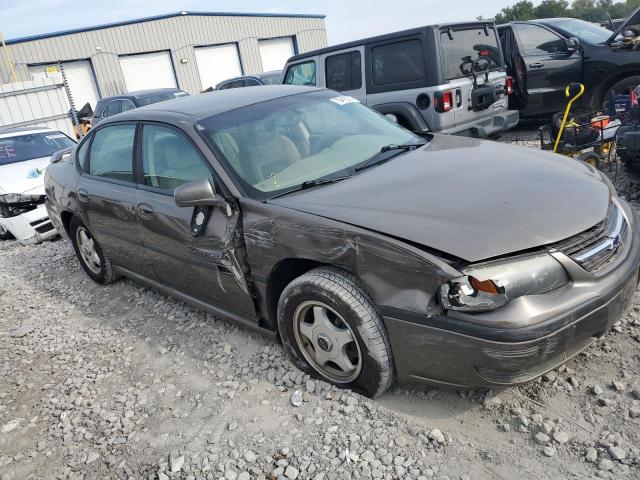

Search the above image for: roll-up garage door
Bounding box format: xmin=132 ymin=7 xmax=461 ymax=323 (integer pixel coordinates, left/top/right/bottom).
xmin=119 ymin=52 xmax=177 ymax=92
xmin=258 ymin=37 xmax=294 ymax=72
xmin=29 ymin=60 xmax=100 ymax=110
xmin=194 ymin=44 xmax=242 ymax=91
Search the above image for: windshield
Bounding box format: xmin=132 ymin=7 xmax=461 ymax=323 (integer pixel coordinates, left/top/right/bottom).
xmin=440 ymin=27 xmax=502 ymax=79
xmin=0 ymin=131 xmax=75 ymax=165
xmin=544 ymin=18 xmax=613 ymax=44
xmin=197 ymin=90 xmax=420 ymax=200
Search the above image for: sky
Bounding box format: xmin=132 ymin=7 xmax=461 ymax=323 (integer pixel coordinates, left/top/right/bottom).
xmin=0 ymin=0 xmax=539 ymax=45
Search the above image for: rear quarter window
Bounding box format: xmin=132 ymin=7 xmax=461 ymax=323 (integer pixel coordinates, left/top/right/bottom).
xmin=440 ymin=27 xmax=502 ymax=79
xmin=371 ymin=39 xmax=425 ymax=86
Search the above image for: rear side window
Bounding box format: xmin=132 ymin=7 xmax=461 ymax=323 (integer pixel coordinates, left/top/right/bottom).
xmin=141 ymin=124 xmax=213 ymax=190
xmin=371 ymin=40 xmax=425 ymax=86
xmin=325 ymin=51 xmax=362 ymax=91
xmin=104 ymin=100 xmax=122 ymax=118
xmin=514 ymin=24 xmax=566 ymax=55
xmin=283 ymin=61 xmax=316 ymax=86
xmin=88 ymin=124 xmax=136 ymax=182
xmin=440 ymin=28 xmax=502 ymax=79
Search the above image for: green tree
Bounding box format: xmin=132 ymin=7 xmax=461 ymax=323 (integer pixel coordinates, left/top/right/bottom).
xmin=494 ymin=0 xmax=536 ymax=23
xmin=535 ymin=0 xmax=571 ymax=17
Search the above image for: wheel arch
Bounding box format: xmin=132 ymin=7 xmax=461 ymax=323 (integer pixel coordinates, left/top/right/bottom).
xmin=370 ymin=102 xmax=430 ymax=132
xmin=592 ymin=68 xmax=640 ymax=108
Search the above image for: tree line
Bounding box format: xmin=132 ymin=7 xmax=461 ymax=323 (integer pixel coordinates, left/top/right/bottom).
xmin=483 ymin=0 xmax=640 ymax=24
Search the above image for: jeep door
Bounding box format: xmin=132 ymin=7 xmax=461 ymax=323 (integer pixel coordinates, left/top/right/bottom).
xmin=75 ymin=123 xmax=141 ymax=267
xmin=133 ymin=122 xmax=257 ymax=318
xmin=512 ymin=22 xmax=582 ymax=115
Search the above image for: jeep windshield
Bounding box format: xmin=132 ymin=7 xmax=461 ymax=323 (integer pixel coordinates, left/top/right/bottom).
xmin=0 ymin=131 xmax=76 ymax=166
xmin=440 ymin=26 xmax=502 ymax=80
xmin=197 ymin=90 xmax=422 ymax=200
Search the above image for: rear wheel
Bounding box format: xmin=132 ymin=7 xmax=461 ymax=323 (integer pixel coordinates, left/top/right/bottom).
xmin=277 ymin=266 xmax=395 ymax=397
xmin=578 ymin=151 xmax=601 ymax=170
xmin=69 ymin=217 xmax=117 ymax=284
xmin=0 ymin=224 xmax=14 ymax=240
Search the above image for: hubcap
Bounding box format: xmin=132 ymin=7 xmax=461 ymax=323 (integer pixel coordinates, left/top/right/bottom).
xmin=76 ymin=227 xmax=101 ymax=274
xmin=293 ymin=301 xmax=362 ymax=383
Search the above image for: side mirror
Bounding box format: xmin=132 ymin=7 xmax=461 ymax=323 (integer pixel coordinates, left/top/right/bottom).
xmin=174 ymin=179 xmax=230 ymax=214
xmin=566 ymin=37 xmax=580 ymax=53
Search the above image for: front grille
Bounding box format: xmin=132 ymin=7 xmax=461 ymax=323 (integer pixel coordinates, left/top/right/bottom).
xmin=554 ymin=201 xmax=628 ymax=272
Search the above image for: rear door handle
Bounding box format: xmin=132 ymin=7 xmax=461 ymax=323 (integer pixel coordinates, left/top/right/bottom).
xmin=77 ymin=188 xmax=89 ymax=202
xmin=136 ymin=203 xmax=155 ymax=218
xmin=529 ymin=62 xmax=544 ymax=69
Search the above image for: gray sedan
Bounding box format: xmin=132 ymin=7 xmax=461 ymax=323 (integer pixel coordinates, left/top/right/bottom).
xmin=44 ymin=86 xmax=640 ymax=397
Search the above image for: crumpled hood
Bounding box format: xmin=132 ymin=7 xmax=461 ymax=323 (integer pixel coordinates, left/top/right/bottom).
xmin=0 ymin=157 xmax=50 ymax=196
xmin=270 ymin=134 xmax=610 ymax=262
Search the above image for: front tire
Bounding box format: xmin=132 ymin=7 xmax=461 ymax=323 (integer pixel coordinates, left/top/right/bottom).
xmin=601 ymin=76 xmax=640 ymax=111
xmin=277 ymin=267 xmax=395 ymax=397
xmin=69 ymin=217 xmax=117 ymax=284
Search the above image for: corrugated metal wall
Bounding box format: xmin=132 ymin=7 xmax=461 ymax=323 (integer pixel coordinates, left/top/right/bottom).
xmin=0 ymin=78 xmax=74 ymax=136
xmin=0 ymin=13 xmax=327 ymax=96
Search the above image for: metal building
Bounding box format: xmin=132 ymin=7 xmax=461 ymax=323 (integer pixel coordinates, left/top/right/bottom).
xmin=0 ymin=11 xmax=327 ymax=111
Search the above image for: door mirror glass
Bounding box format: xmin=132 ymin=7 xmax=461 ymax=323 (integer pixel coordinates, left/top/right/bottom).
xmin=174 ymin=178 xmax=224 ymax=208
xmin=566 ymin=37 xmax=580 ymax=52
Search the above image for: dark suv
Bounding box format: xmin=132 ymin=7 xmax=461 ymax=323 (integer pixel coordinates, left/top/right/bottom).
xmin=91 ymin=88 xmax=189 ymax=126
xmin=498 ymin=7 xmax=640 ymax=116
xmin=282 ymin=22 xmax=519 ymax=138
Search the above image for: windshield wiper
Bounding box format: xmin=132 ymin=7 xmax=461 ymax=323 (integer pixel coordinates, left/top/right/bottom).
xmin=265 ymin=175 xmax=351 ymax=201
xmin=355 ymin=143 xmax=424 ymax=172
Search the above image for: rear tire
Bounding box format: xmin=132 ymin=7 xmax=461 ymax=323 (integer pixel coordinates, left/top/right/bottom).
xmin=0 ymin=224 xmax=14 ymax=240
xmin=69 ymin=217 xmax=117 ymax=284
xmin=277 ymin=266 xmax=395 ymax=398
xmin=578 ymin=152 xmax=601 ymax=170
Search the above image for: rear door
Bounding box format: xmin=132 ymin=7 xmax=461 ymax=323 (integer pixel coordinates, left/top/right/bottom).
xmin=134 ymin=122 xmax=257 ymax=317
xmin=512 ymin=22 xmax=582 ymax=115
xmin=75 ymin=123 xmax=140 ymax=267
xmin=438 ymin=25 xmax=509 ymax=129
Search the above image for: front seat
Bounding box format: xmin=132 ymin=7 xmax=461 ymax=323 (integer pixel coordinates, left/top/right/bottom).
xmin=239 ymin=132 xmax=302 ymax=185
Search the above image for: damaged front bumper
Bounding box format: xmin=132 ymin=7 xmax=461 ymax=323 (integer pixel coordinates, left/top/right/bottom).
xmin=0 ymin=203 xmax=58 ymax=245
xmin=383 ymin=202 xmax=640 ymax=388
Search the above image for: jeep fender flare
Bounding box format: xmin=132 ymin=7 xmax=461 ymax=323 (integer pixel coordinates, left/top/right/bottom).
xmin=370 ymin=103 xmax=430 ymax=132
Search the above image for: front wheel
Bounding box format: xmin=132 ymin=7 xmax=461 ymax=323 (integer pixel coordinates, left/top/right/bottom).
xmin=601 ymin=76 xmax=640 ymax=111
xmin=69 ymin=217 xmax=118 ymax=284
xmin=277 ymin=267 xmax=395 ymax=397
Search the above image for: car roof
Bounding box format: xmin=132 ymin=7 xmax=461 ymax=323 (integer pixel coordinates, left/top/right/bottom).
xmin=112 ymin=85 xmax=319 ymax=122
xmin=98 ymin=88 xmax=183 ymax=102
xmin=0 ymin=126 xmax=53 ymax=137
xmin=287 ymin=21 xmax=496 ymax=62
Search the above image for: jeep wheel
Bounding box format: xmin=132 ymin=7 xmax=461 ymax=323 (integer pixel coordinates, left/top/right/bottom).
xmin=70 ymin=217 xmax=118 ymax=284
xmin=277 ymin=266 xmax=395 ymax=397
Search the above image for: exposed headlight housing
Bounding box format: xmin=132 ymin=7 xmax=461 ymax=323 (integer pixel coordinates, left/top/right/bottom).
xmin=438 ymin=253 xmax=568 ymax=313
xmin=0 ymin=193 xmax=44 ymax=204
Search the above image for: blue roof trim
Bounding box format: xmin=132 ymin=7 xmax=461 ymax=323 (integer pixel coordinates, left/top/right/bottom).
xmin=5 ymin=11 xmax=326 ymax=45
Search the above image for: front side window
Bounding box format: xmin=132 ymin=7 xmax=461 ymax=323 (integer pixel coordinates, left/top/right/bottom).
xmin=88 ymin=124 xmax=135 ymax=182
xmin=371 ymin=39 xmax=425 ymax=86
xmin=326 ymin=51 xmax=362 ymax=91
xmin=77 ymin=138 xmax=90 ymax=171
xmin=0 ymin=131 xmax=75 ymax=165
xmin=141 ymin=124 xmax=213 ymax=190
xmin=283 ymin=61 xmax=316 ymax=86
xmin=104 ymin=100 xmax=123 ymax=117
xmin=515 ymin=24 xmax=566 ymax=55
xmin=197 ymin=90 xmax=420 ymax=200
xmin=440 ymin=28 xmax=502 ymax=79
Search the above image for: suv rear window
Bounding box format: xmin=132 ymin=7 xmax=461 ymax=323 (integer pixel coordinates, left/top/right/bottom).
xmin=371 ymin=39 xmax=425 ymax=86
xmin=440 ymin=27 xmax=502 ymax=80
xmin=326 ymin=51 xmax=362 ymax=91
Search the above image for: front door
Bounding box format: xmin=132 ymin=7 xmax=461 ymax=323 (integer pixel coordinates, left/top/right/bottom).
xmin=134 ymin=122 xmax=256 ymax=318
xmin=513 ymin=23 xmax=582 ymax=115
xmin=76 ymin=123 xmax=141 ymax=266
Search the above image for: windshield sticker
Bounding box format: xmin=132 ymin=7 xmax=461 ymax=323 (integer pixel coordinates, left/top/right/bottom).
xmin=329 ymin=96 xmax=360 ymax=106
xmin=0 ymin=145 xmax=17 ymax=158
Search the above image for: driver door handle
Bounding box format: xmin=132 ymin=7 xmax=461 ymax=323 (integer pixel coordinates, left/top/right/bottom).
xmin=529 ymin=62 xmax=544 ymax=69
xmin=136 ymin=203 xmax=155 ymax=218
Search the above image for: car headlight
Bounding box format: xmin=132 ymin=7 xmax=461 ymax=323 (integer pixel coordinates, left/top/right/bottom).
xmin=0 ymin=193 xmax=44 ymax=204
xmin=438 ymin=253 xmax=568 ymax=313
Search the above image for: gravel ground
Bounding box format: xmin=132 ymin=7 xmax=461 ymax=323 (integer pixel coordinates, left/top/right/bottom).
xmin=1 ymin=128 xmax=640 ymax=480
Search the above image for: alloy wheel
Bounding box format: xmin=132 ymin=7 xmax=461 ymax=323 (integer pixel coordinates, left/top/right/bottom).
xmin=76 ymin=227 xmax=101 ymax=274
xmin=293 ymin=300 xmax=362 ymax=383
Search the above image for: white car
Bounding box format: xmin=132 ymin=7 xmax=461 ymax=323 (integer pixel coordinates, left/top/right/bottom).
xmin=0 ymin=127 xmax=76 ymax=245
